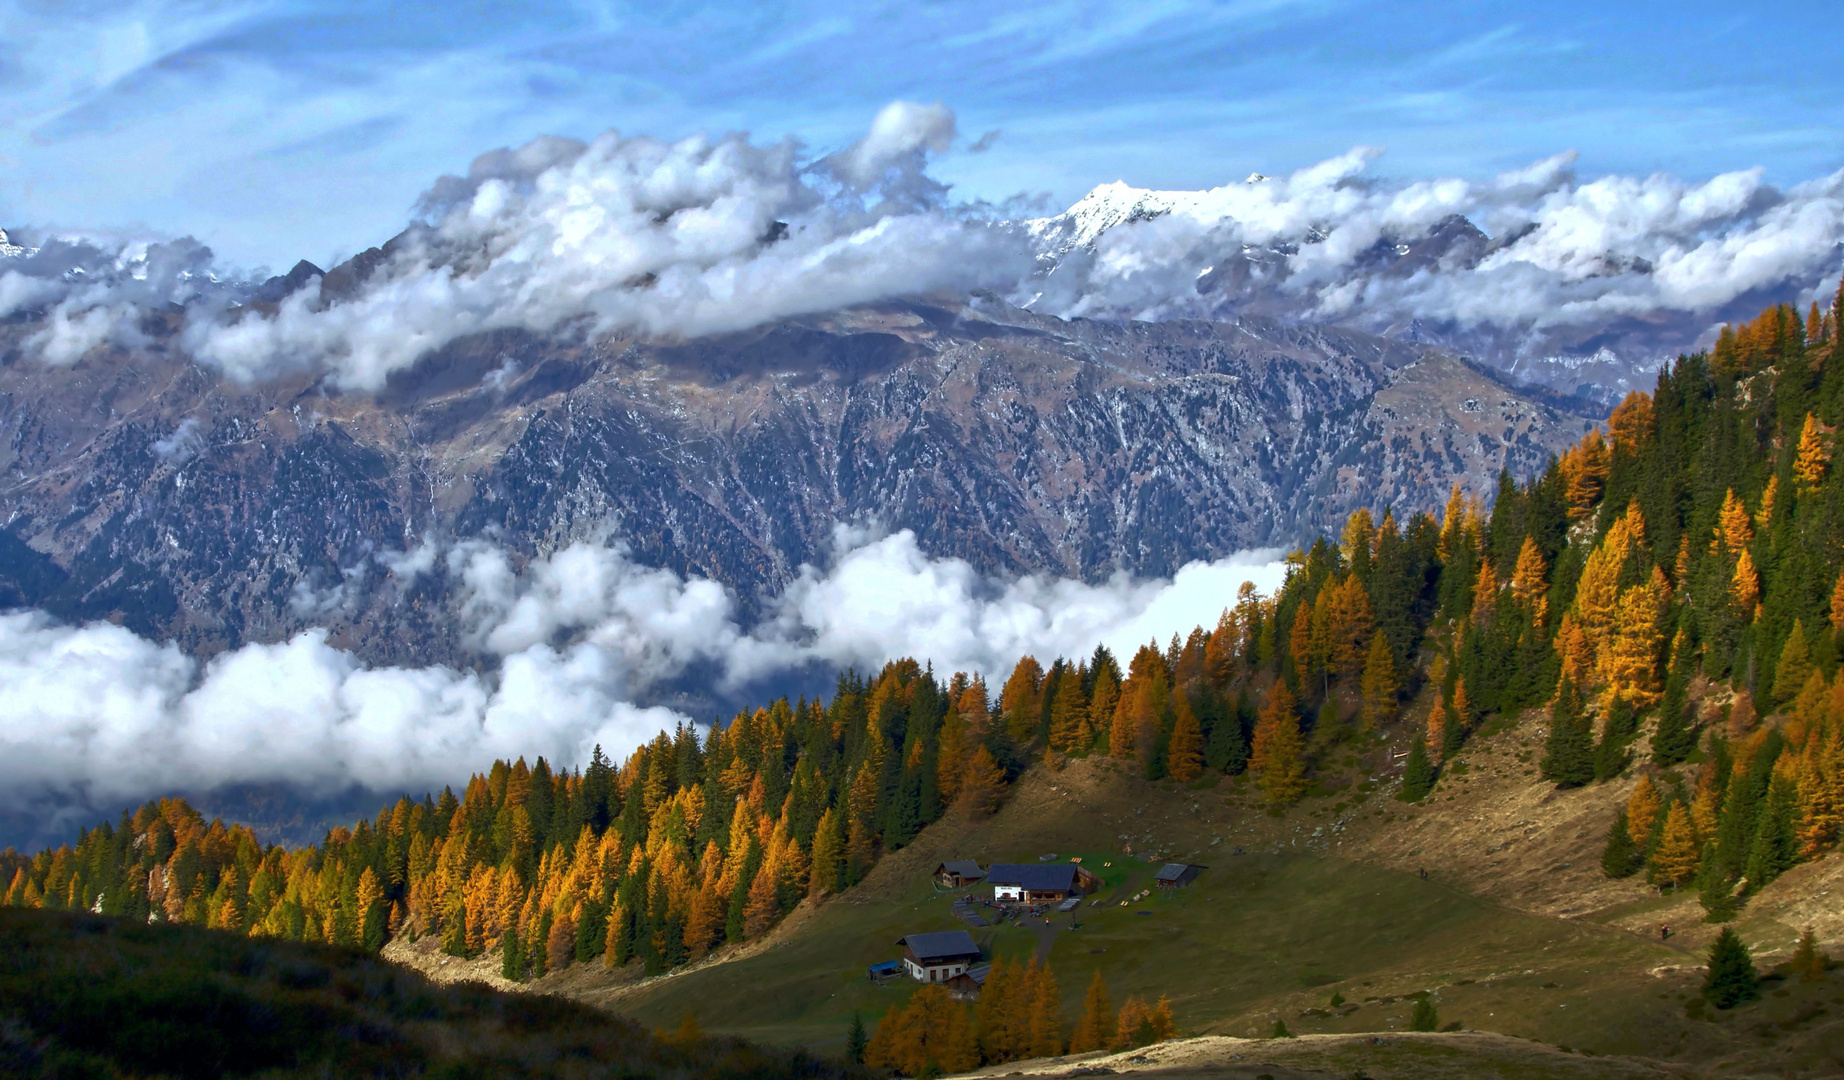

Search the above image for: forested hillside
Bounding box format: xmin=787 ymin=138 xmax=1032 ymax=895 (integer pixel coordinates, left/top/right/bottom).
xmin=6 ymin=288 xmax=1844 ymax=990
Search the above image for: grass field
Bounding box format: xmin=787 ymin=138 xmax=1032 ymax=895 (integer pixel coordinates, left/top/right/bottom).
xmin=593 ymin=751 xmax=1844 ymax=1079
xmin=608 ymin=849 xmax=1684 ymax=1054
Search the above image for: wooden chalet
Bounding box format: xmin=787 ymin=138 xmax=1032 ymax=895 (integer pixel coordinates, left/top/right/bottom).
xmin=895 ymin=930 xmax=982 ymax=983
xmin=945 ymin=962 xmax=993 ymax=1001
xmin=986 ymin=863 xmax=1102 ymax=902
xmin=1155 ymin=862 xmax=1204 ymax=888
xmin=933 ymin=860 xmax=986 ymax=888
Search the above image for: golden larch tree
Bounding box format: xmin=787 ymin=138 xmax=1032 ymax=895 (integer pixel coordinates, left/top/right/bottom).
xmin=1510 ymin=536 xmax=1549 ymax=623
xmin=1795 ymin=413 xmax=1830 ymax=488
xmin=1755 ymin=474 xmax=1778 ymax=530
xmin=1716 ymin=488 xmax=1752 ymax=553
xmin=1359 ymin=632 xmax=1398 ymax=731
xmin=865 ymin=984 xmax=981 ymax=1075
xmin=1425 ymin=689 xmax=1447 ymax=766
xmin=1166 ymin=695 xmax=1205 ymax=782
xmin=1000 ymin=655 xmax=1045 ymax=744
xmin=1070 ymin=970 xmax=1113 ymax=1053
xmin=1649 ymin=802 xmax=1700 ymax=888
xmin=1026 ymin=962 xmax=1064 ymax=1057
xmin=1561 ymin=430 xmax=1610 ymax=520
xmin=1626 ymin=776 xmax=1661 ymax=847
xmin=1438 ymin=484 xmax=1468 ymax=559
xmin=1327 ymin=575 xmax=1376 ymax=678
xmin=1251 ymin=680 xmax=1307 ymax=806
xmin=1048 ymin=665 xmax=1090 ymax=752
xmin=1606 ymin=571 xmax=1668 ymax=709
xmin=958 ymin=745 xmax=1006 ymax=816
xmin=1341 ymin=508 xmax=1375 ymax=572
xmin=1608 ymin=391 xmax=1655 ymax=456
xmin=1732 ymin=549 xmax=1761 ymax=617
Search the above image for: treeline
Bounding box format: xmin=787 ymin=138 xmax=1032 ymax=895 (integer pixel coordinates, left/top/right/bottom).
xmin=6 ymin=287 xmax=1844 ymax=973
xmin=0 ymin=661 xmax=1027 ymax=978
xmin=862 ymin=964 xmax=1174 ymax=1075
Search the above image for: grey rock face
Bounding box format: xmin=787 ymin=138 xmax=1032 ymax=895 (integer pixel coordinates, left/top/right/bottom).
xmin=0 ymin=298 xmax=1591 ymax=667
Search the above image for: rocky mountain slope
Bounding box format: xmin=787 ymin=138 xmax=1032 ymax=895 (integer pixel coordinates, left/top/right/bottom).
xmin=0 ymin=295 xmax=1590 ymax=667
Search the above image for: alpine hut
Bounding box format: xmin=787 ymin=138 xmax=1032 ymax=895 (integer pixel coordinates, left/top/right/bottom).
xmin=933 ymin=860 xmax=986 ymax=888
xmin=986 ymin=863 xmax=1101 ymax=903
xmin=895 ymin=930 xmax=982 ymax=983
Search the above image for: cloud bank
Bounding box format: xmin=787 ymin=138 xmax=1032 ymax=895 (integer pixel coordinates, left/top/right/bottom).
xmin=4 ymin=108 xmax=1840 ymax=390
xmin=1026 ymin=150 xmax=1844 ymax=366
xmin=0 ymin=527 xmax=1284 ymax=819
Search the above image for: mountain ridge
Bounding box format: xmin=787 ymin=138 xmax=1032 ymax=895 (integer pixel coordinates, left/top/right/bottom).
xmin=0 ymin=296 xmax=1590 ymax=669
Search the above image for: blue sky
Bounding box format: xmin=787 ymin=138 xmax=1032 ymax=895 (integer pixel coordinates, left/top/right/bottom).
xmin=3 ymin=0 xmax=1839 ymax=271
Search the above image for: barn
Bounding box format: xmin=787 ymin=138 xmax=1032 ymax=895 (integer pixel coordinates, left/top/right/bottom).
xmin=986 ymin=863 xmax=1101 ymax=902
xmin=895 ymin=930 xmax=982 ymax=983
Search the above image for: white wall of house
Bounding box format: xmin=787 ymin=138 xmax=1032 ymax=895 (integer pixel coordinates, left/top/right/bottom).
xmin=904 ymin=958 xmax=970 ymax=982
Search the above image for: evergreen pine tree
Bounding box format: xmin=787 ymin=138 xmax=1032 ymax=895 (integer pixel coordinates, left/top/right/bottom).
xmin=847 ymin=1011 xmax=868 ymax=1064
xmin=1594 ymin=696 xmax=1637 ymax=781
xmin=1540 ymin=677 xmax=1595 ymax=786
xmin=501 ymin=922 xmax=524 ymax=981
xmin=1409 ymin=995 xmax=1439 ymax=1032
xmin=1651 ymin=653 xmax=1698 ymax=766
xmin=1269 ymin=1018 xmax=1293 ymax=1039
xmin=1697 ymin=845 xmax=1738 ymax=923
xmin=1791 ymin=926 xmax=1829 ymax=982
xmin=1703 ymin=927 xmax=1760 ymax=1008
xmin=1601 ymin=808 xmax=1642 ymax=878
xmin=1204 ymin=695 xmax=1247 ymax=774
xmin=1400 ymin=735 xmax=1437 ymax=803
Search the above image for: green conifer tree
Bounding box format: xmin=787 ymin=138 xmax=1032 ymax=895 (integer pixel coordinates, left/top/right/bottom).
xmin=502 ymin=922 xmax=525 ymax=981
xmin=847 ymin=1011 xmax=869 ymax=1064
xmin=1410 ymin=995 xmax=1439 ymax=1032
xmin=1791 ymin=926 xmax=1829 ymax=982
xmin=1593 ymin=696 xmax=1637 ymax=781
xmin=1703 ymin=927 xmax=1760 ymax=1009
xmin=1540 ymin=677 xmax=1595 ymax=786
xmin=1600 ymin=808 xmax=1642 ymax=878
xmin=1399 ymin=735 xmax=1437 ymax=802
xmin=1650 ymin=658 xmax=1697 ymax=766
xmin=1697 ymin=846 xmax=1738 ymax=923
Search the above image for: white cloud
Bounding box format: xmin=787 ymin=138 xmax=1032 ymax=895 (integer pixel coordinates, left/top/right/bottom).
xmin=171 ymin=104 xmax=1027 ymax=390
xmin=150 ymin=417 xmax=204 ymax=465
xmin=835 ymin=100 xmax=957 ymax=189
xmin=0 ymin=527 xmax=1285 ymax=815
xmin=1025 ymin=149 xmax=1844 ymax=363
xmin=9 ymin=116 xmax=1838 ymax=385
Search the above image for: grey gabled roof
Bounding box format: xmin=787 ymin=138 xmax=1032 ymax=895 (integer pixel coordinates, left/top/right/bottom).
xmin=938 ymin=860 xmax=984 ymax=878
xmin=1155 ymin=862 xmax=1201 ymax=881
xmin=896 ymin=930 xmax=980 ymax=962
xmin=987 ymin=863 xmax=1079 ymax=891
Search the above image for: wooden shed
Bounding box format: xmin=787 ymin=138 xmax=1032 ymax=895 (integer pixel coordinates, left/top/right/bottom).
xmin=1155 ymin=862 xmax=1204 ymax=888
xmin=933 ymin=860 xmax=986 ymax=888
